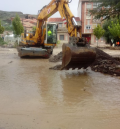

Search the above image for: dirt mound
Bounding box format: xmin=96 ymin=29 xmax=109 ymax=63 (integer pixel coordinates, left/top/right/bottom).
xmin=49 ymin=48 xmax=120 ymax=76
xmin=49 ymin=52 xmax=62 ymax=62
xmin=93 ymin=48 xmax=120 ymax=64
xmin=91 ymin=48 xmax=120 ymax=76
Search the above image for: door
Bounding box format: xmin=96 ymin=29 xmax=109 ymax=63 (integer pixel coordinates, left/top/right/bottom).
xmin=47 ymin=24 xmax=57 ymax=44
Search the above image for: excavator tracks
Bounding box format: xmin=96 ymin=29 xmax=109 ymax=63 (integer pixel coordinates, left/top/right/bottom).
xmin=17 ymin=47 xmax=50 ymax=58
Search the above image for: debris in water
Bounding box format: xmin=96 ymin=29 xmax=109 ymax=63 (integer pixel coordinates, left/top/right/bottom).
xmin=49 ymin=52 xmax=62 ymax=62
xmin=49 ymin=64 xmax=62 ymax=70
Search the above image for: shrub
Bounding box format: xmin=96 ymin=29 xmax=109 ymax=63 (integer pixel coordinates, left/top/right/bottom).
xmin=0 ymin=37 xmax=7 ymax=46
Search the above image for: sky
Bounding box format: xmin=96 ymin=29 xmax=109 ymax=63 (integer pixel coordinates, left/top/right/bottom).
xmin=0 ymin=0 xmax=79 ymax=17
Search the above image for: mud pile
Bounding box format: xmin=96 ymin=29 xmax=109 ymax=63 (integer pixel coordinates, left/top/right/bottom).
xmin=49 ymin=64 xmax=62 ymax=70
xmin=91 ymin=48 xmax=120 ymax=76
xmin=49 ymin=48 xmax=120 ymax=76
xmin=49 ymin=52 xmax=62 ymax=62
xmin=109 ymin=47 xmax=120 ymax=50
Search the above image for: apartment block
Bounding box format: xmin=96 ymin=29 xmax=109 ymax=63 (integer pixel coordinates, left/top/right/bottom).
xmin=78 ymin=0 xmax=105 ymax=45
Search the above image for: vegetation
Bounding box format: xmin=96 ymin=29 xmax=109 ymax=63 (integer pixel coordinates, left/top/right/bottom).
xmin=93 ymin=24 xmax=105 ymax=47
xmin=0 ymin=10 xmax=37 ymax=21
xmin=102 ymin=18 xmax=120 ymax=43
xmin=0 ymin=21 xmax=4 ymax=34
xmin=4 ymin=25 xmax=13 ymax=31
xmin=0 ymin=21 xmax=13 ymax=31
xmin=0 ymin=11 xmax=24 ymax=21
xmin=108 ymin=20 xmax=120 ymax=39
xmin=90 ymin=0 xmax=120 ymax=20
xmin=103 ymin=18 xmax=119 ymax=43
xmin=0 ymin=37 xmax=7 ymax=46
xmin=12 ymin=15 xmax=24 ymax=37
xmin=32 ymin=26 xmax=36 ymax=31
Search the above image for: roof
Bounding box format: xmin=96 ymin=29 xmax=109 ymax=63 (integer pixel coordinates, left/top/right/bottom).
xmin=23 ymin=22 xmax=34 ymax=28
xmin=48 ymin=17 xmax=81 ymax=22
xmin=23 ymin=19 xmax=37 ymax=23
xmin=11 ymin=17 xmax=37 ymax=24
xmin=48 ymin=18 xmax=63 ymax=22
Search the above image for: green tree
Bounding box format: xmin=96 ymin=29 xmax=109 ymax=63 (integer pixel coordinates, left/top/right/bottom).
xmin=32 ymin=26 xmax=36 ymax=31
xmin=90 ymin=0 xmax=120 ymax=20
xmin=12 ymin=15 xmax=24 ymax=44
xmin=102 ymin=18 xmax=120 ymax=43
xmin=108 ymin=20 xmax=120 ymax=39
xmin=93 ymin=24 xmax=105 ymax=47
xmin=0 ymin=37 xmax=7 ymax=46
xmin=4 ymin=25 xmax=13 ymax=31
xmin=0 ymin=20 xmax=4 ymax=34
xmin=1 ymin=21 xmax=13 ymax=31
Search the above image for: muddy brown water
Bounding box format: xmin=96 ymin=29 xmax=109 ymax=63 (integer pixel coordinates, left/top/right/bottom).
xmin=0 ymin=48 xmax=120 ymax=129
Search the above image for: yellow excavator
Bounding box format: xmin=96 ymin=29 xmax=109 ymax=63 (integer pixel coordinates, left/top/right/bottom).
xmin=18 ymin=0 xmax=96 ymax=70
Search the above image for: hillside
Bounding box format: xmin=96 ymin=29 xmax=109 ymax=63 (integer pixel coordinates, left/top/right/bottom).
xmin=0 ymin=10 xmax=37 ymax=21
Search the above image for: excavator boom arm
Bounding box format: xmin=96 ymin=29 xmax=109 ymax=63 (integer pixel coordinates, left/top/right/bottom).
xmin=36 ymin=0 xmax=81 ymax=42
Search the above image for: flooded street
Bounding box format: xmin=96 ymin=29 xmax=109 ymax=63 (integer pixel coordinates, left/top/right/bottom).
xmin=0 ymin=48 xmax=120 ymax=129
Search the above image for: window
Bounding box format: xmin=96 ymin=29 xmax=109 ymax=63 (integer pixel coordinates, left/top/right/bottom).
xmin=47 ymin=24 xmax=57 ymax=44
xmin=60 ymin=35 xmax=64 ymax=40
xmin=59 ymin=23 xmax=62 ymax=28
xmin=86 ymin=25 xmax=91 ymax=30
xmin=87 ymin=3 xmax=92 ymax=9
xmin=93 ymin=3 xmax=97 ymax=8
xmin=86 ymin=13 xmax=91 ymax=19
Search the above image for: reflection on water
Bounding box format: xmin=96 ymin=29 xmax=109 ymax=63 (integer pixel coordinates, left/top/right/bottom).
xmin=0 ymin=49 xmax=120 ymax=129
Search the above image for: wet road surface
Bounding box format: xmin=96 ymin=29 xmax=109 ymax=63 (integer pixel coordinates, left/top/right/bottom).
xmin=0 ymin=48 xmax=120 ymax=129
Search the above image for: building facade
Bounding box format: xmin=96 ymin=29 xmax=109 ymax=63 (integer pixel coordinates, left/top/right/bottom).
xmin=78 ymin=0 xmax=105 ymax=45
xmin=48 ymin=17 xmax=81 ymax=44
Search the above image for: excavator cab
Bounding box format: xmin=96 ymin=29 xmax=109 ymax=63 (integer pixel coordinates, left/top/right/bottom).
xmin=46 ymin=23 xmax=57 ymax=44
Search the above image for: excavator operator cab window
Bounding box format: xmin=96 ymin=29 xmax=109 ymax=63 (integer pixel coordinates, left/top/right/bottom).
xmin=47 ymin=24 xmax=57 ymax=44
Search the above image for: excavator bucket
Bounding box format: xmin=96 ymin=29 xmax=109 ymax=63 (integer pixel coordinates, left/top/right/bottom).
xmin=61 ymin=43 xmax=96 ymax=70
